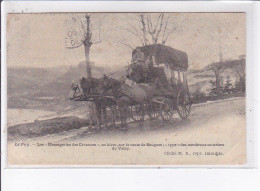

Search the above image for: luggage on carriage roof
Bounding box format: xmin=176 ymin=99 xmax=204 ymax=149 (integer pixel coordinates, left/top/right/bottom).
xmin=132 ymin=44 xmax=188 ymax=70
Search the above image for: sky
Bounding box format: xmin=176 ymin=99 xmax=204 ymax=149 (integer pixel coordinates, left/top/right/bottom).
xmin=7 ymin=13 xmax=246 ymax=70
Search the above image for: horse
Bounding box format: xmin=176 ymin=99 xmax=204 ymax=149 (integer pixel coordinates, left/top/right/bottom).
xmin=97 ymin=74 xmax=149 ymax=130
xmin=70 ymin=77 xmax=116 ymax=129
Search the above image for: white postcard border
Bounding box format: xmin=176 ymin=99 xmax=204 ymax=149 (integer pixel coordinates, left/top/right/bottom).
xmin=1 ymin=1 xmax=257 ymax=170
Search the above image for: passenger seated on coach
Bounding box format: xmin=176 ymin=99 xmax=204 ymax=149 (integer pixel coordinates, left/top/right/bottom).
xmin=131 ymin=48 xmax=153 ymax=83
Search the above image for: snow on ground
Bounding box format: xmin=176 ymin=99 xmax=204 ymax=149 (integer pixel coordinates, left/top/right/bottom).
xmin=8 ymin=97 xmax=246 ymax=165
xmin=7 ymin=105 xmax=90 ymax=127
xmin=7 ymin=109 xmax=56 ymax=127
xmin=7 ymin=97 xmax=244 ymax=128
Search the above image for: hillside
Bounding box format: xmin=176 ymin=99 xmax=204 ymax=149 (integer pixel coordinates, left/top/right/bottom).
xmin=7 ymin=67 xmax=61 ymax=95
xmin=7 ymin=66 xmax=68 ymax=109
xmin=40 ymin=61 xmax=114 ymax=97
xmin=7 ymin=59 xmax=243 ymax=110
xmin=7 ymin=62 xmax=114 ymax=110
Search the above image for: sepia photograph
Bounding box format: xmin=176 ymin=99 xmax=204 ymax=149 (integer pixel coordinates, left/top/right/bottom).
xmin=6 ymin=12 xmax=246 ymax=165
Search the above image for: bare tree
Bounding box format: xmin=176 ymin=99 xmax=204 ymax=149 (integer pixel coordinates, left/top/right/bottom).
xmin=205 ymin=27 xmax=229 ymax=96
xmin=230 ymin=55 xmax=246 ymax=92
xmin=65 ymin=13 xmax=104 ymax=77
xmin=237 ymin=55 xmax=246 ymax=92
xmin=206 ymin=61 xmax=229 ymax=95
xmin=119 ymin=13 xmax=180 ymax=49
xmin=161 ymin=15 xmax=177 ymax=45
xmin=146 ymin=13 xmax=164 ymax=44
xmin=65 ymin=13 xmax=106 ymax=127
xmin=140 ymin=14 xmax=149 ymax=45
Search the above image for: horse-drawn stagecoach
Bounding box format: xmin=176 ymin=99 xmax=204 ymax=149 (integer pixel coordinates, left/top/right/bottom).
xmin=71 ymin=44 xmax=192 ymax=129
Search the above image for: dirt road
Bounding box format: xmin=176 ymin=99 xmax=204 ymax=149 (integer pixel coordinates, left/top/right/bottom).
xmin=8 ymin=97 xmax=246 ymax=165
xmin=23 ymin=97 xmax=245 ymax=142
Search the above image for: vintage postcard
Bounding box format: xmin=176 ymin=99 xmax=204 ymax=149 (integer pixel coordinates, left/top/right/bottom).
xmin=6 ymin=13 xmax=246 ymax=166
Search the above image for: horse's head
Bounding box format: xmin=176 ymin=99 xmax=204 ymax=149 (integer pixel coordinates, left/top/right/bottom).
xmin=79 ymin=77 xmax=90 ymax=95
xmin=97 ymin=74 xmax=112 ymax=94
xmin=70 ymin=79 xmax=84 ymax=100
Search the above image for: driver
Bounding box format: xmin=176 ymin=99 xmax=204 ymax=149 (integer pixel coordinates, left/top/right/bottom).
xmin=131 ymin=47 xmax=145 ymax=66
xmin=131 ymin=47 xmax=146 ymax=82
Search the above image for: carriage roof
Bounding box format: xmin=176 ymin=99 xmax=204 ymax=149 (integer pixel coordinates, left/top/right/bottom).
xmin=132 ymin=44 xmax=189 ymax=70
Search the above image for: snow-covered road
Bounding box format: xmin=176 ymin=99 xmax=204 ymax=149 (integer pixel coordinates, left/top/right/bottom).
xmin=8 ymin=97 xmax=246 ymax=165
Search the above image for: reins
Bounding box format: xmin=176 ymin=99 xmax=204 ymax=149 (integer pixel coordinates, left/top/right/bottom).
xmin=106 ymin=65 xmax=129 ymax=78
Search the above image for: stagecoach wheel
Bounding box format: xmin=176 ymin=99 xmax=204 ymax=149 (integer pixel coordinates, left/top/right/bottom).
xmin=177 ymin=90 xmax=192 ymax=119
xmin=130 ymin=105 xmax=145 ymax=122
xmin=147 ymin=103 xmax=160 ymax=120
xmin=160 ymin=98 xmax=174 ymax=122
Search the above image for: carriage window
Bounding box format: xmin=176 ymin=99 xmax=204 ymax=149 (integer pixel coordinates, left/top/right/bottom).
xmin=161 ymin=64 xmax=171 ymax=80
xmin=182 ymin=71 xmax=186 ymax=83
xmin=180 ymin=71 xmax=184 ymax=82
xmin=176 ymin=71 xmax=181 ymax=83
xmin=173 ymin=71 xmax=178 ymax=78
xmin=171 ymin=71 xmax=178 ymax=85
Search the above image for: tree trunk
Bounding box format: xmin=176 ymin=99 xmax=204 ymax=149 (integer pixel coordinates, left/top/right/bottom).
xmin=140 ymin=14 xmax=148 ymax=46
xmin=83 ymin=14 xmax=92 ymax=78
xmin=84 ymin=44 xmax=92 ymax=78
